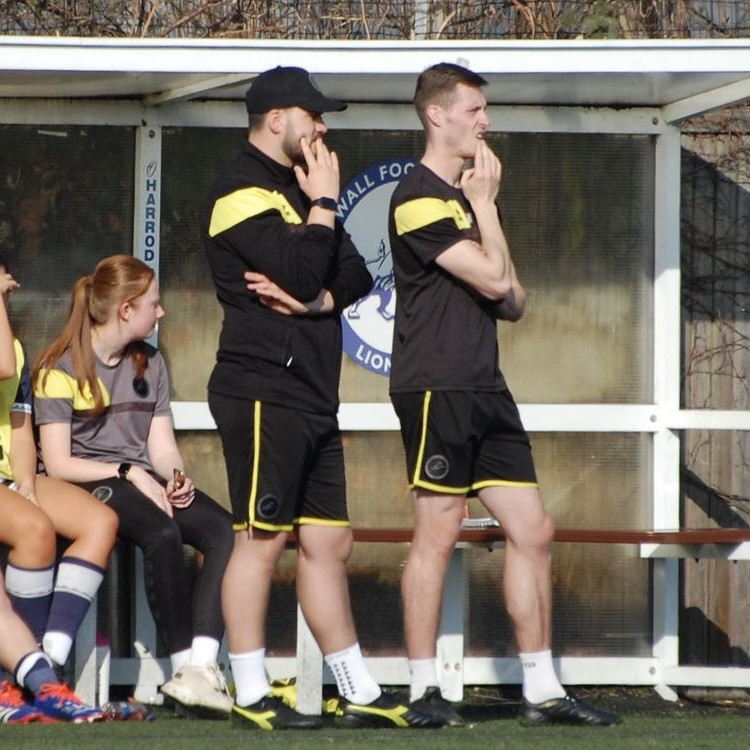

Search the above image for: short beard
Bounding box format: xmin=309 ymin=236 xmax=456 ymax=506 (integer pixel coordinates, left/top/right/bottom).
xmin=282 ymin=132 xmax=305 ymax=166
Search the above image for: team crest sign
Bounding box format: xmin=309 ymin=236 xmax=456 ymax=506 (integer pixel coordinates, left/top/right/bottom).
xmin=339 ymin=158 xmax=415 ymax=376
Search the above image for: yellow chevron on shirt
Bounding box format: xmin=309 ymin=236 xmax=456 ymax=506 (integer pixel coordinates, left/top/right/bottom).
xmin=394 ymin=197 xmax=472 ymax=236
xmin=34 ymin=368 xmax=111 ymax=411
xmin=208 ymin=187 xmax=303 ymax=237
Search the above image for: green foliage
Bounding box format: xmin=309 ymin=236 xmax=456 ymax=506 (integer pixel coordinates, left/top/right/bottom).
xmin=581 ymin=0 xmax=622 ymax=38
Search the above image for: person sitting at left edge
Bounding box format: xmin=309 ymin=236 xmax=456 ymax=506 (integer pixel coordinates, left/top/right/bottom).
xmin=0 ymin=563 xmax=104 ymax=723
xmin=0 ymin=260 xmax=104 ymax=723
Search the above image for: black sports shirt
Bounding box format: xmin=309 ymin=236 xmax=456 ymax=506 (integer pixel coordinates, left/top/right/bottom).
xmin=388 ymin=162 xmax=506 ymax=394
xmin=205 ymin=141 xmax=373 ymax=415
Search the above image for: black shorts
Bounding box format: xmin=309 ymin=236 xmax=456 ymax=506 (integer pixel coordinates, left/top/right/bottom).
xmin=208 ymin=392 xmax=348 ymax=532
xmin=390 ymin=389 xmax=538 ymax=495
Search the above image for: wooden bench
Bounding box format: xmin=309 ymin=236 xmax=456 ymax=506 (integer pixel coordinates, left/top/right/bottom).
xmin=353 ymin=524 xmax=750 ymax=552
xmin=72 ymin=525 xmax=750 ymax=709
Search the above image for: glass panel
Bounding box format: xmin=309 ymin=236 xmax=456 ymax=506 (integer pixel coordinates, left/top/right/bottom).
xmin=159 ymin=129 xmax=653 ymax=405
xmin=331 ymin=131 xmax=655 ymax=404
xmin=681 ymin=148 xmax=750 ymax=411
xmin=497 ymin=133 xmax=654 ymax=404
xmin=176 ymin=430 xmax=650 ymax=656
xmin=0 ymin=124 xmax=134 ymax=363
xmin=341 ymin=431 xmax=651 ymax=657
xmin=159 ymin=127 xmax=246 ymax=401
xmin=467 ymin=432 xmax=652 ymax=656
xmin=681 ymin=430 xmax=750 ymax=666
xmin=175 ymin=431 xmax=231 ymax=513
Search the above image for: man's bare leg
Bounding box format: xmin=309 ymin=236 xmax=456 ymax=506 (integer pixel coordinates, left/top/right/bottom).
xmin=297 ymin=524 xmax=380 ymax=705
xmin=401 ymin=493 xmax=464 ymax=695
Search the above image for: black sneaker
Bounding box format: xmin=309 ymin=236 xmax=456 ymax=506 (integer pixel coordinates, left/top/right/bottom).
xmin=408 ymin=687 xmax=464 ymax=727
xmin=232 ymin=695 xmax=322 ymax=730
xmin=337 ymin=691 xmax=413 ymax=728
xmin=522 ymin=693 xmax=621 ymax=726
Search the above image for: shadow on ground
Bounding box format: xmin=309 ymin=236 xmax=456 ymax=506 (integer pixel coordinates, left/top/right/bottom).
xmin=452 ymin=684 xmax=750 ymax=724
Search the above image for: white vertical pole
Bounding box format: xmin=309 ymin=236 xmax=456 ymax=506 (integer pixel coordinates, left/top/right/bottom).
xmin=652 ymin=121 xmax=682 ymax=697
xmin=133 ymin=122 xmax=162 ymax=346
xmin=437 ymin=548 xmax=466 ymax=701
xmin=295 ymin=605 xmax=323 ymax=715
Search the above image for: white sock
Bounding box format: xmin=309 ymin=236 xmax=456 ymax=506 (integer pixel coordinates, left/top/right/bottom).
xmin=519 ymin=649 xmax=566 ymax=704
xmin=189 ymin=636 xmax=220 ymax=667
xmin=324 ymin=643 xmax=381 ymax=705
xmin=15 ymin=651 xmax=55 ymax=689
xmin=170 ymin=648 xmax=191 ymax=673
xmin=41 ymin=632 xmax=73 ymax=667
xmin=409 ymin=657 xmax=438 ymax=702
xmin=229 ymin=649 xmax=269 ymax=707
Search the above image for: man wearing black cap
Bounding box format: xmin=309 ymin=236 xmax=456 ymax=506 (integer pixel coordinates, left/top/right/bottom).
xmin=204 ymin=66 xmax=431 ymax=730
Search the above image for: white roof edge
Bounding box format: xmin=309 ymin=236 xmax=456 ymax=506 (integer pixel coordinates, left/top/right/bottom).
xmin=3 ymin=36 xmax=750 ymax=50
xmin=2 ymin=36 xmax=750 ymax=75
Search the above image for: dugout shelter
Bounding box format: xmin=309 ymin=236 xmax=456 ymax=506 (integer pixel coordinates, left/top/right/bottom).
xmin=2 ymin=36 xmax=750 ymax=703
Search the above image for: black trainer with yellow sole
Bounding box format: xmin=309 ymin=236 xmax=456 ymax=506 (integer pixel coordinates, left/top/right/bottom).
xmin=269 ymin=678 xmax=297 ymax=709
xmin=232 ymin=695 xmax=322 ymax=730
xmin=522 ymin=693 xmax=621 ymax=726
xmin=337 ymin=691 xmax=415 ymax=728
xmin=408 ymin=687 xmax=465 ymax=727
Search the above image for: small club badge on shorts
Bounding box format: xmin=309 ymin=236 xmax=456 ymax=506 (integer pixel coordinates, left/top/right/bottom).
xmin=257 ymin=494 xmax=280 ymax=520
xmin=424 ymin=454 xmax=450 ymax=480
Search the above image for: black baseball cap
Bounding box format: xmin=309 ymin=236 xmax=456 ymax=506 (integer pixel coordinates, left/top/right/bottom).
xmin=245 ymin=66 xmax=347 ymax=115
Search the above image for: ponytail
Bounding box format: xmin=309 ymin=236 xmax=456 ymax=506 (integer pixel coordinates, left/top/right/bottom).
xmin=33 ymin=255 xmax=155 ymax=414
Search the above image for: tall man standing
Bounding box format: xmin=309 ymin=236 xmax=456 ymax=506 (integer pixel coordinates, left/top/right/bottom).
xmin=388 ymin=63 xmax=621 ymax=727
xmin=205 ymin=66 xmax=432 ymax=730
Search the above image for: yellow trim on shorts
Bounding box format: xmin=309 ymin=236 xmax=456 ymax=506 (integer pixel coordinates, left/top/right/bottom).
xmin=410 ymin=479 xmax=472 ymax=495
xmin=295 ymin=517 xmax=351 ymax=528
xmin=471 ymin=479 xmax=539 ymax=491
xmin=254 ymin=520 xmax=294 ymax=532
xmin=247 ymin=401 xmax=262 ymax=527
xmin=231 ymin=520 xmax=294 ymax=533
xmin=412 ymin=391 xmax=432 ymax=486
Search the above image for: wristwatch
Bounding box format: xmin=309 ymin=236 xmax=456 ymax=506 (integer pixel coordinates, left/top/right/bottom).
xmin=310 ymin=196 xmax=337 ymax=211
xmin=117 ymin=462 xmax=132 ymax=481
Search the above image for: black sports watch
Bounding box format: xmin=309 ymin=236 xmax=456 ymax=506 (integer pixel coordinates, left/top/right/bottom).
xmin=310 ymin=196 xmax=337 ymax=211
xmin=117 ymin=462 xmax=132 ymax=481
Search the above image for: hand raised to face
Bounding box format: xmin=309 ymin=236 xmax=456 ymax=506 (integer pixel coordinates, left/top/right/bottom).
xmin=294 ymin=136 xmax=340 ymax=203
xmin=460 ymin=139 xmax=502 ymax=205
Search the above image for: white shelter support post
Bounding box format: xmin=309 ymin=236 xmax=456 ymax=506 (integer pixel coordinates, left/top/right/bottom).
xmin=295 ymin=605 xmax=324 ymax=714
xmin=73 ymin=593 xmax=98 ymax=705
xmin=651 ymin=122 xmax=683 ymax=701
xmin=437 ymin=546 xmax=468 ymax=701
xmin=133 ymin=121 xmax=162 ymax=348
xmin=131 ymin=548 xmax=166 ymax=703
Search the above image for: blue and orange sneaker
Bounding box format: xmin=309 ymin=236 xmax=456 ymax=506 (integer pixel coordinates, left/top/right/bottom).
xmin=33 ymin=683 xmax=105 ymax=723
xmin=0 ymin=680 xmax=46 ymax=724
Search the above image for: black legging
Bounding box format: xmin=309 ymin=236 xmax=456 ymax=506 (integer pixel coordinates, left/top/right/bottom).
xmin=78 ymin=478 xmax=233 ymax=655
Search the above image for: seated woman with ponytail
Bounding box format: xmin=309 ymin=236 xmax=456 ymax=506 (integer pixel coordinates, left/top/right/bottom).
xmin=33 ymin=254 xmax=234 ymax=718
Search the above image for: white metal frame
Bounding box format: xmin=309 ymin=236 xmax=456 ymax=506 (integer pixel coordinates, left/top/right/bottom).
xmin=5 ymin=46 xmax=750 ymax=698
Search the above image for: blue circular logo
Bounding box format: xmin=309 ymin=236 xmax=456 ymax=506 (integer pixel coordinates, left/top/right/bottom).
xmin=339 ymin=158 xmax=416 ymax=376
